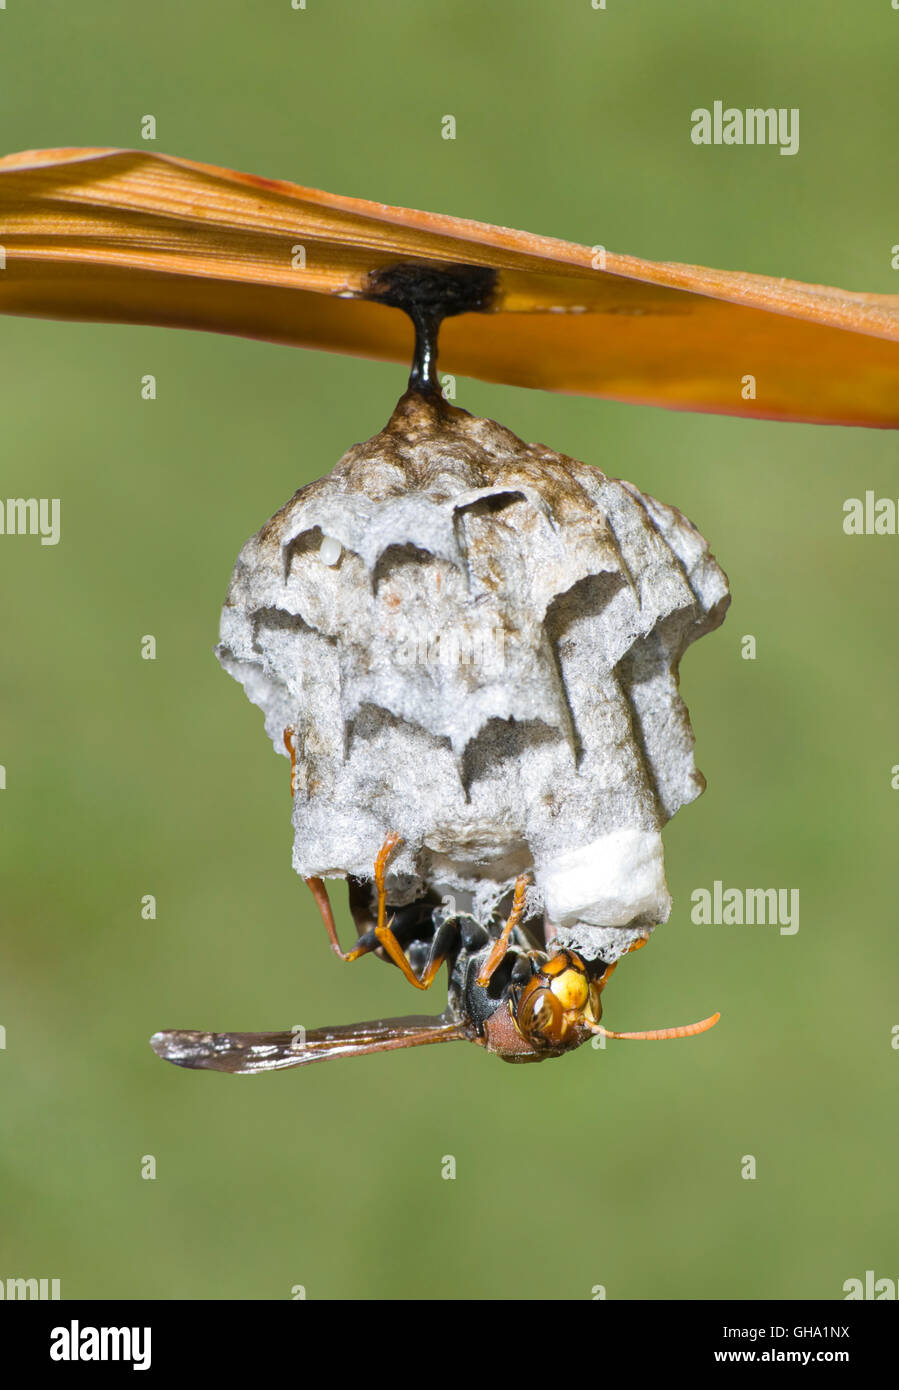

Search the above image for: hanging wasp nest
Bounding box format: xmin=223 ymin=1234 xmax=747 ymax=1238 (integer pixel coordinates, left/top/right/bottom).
xmin=218 ymin=391 xmax=729 ymax=964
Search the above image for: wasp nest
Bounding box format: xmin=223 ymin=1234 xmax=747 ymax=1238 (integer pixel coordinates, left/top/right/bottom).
xmin=218 ymin=392 xmax=729 ymax=964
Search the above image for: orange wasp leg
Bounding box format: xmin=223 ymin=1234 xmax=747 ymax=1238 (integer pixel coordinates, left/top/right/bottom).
xmin=371 ymin=833 xmax=448 ymax=990
xmin=388 ymin=942 xmax=450 ymax=991
xmin=289 ymin=725 xmax=378 ymax=964
xmin=307 ymin=832 xmax=447 ymax=986
xmin=303 ymin=875 xmax=375 ymax=963
xmin=476 ymin=874 xmax=530 ymax=988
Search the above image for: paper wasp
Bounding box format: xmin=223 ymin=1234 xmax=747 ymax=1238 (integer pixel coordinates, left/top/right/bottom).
xmin=151 ymin=827 xmax=719 ymax=1074
xmin=150 ymin=273 xmax=719 ymax=1074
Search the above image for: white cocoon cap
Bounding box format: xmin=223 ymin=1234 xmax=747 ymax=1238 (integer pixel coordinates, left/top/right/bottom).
xmin=536 ymin=829 xmax=670 ymax=929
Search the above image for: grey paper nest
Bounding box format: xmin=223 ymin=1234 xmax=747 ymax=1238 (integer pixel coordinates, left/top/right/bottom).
xmin=218 ymin=392 xmax=729 ymax=964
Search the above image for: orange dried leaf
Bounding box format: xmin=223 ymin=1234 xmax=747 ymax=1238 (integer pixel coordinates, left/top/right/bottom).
xmin=2 ymin=146 xmax=899 ymax=426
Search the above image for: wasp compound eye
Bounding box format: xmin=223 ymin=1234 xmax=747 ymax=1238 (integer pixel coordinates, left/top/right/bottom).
xmin=515 ymin=983 xmax=567 ymax=1048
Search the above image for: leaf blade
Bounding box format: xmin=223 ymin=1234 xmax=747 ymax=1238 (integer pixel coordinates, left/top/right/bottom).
xmin=3 ymin=146 xmax=899 ymax=425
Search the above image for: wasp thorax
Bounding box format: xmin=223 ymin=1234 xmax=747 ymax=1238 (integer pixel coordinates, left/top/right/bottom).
xmin=513 ymin=950 xmax=600 ymax=1051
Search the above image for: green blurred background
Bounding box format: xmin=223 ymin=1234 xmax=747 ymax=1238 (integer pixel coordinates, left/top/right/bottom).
xmin=1 ymin=0 xmax=897 ymax=1301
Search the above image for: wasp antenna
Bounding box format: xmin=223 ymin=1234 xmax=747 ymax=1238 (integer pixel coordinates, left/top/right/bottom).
xmin=591 ymin=1011 xmax=721 ymax=1042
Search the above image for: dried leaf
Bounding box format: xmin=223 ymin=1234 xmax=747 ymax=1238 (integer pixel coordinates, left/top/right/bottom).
xmin=1 ymin=146 xmax=898 ymax=425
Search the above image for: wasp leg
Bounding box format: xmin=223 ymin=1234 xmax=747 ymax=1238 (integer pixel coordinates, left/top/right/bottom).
xmin=307 ymin=835 xmax=447 ymax=987
xmin=283 ymin=726 xmax=298 ymax=797
xmin=294 ymin=734 xmax=380 ymax=964
xmin=476 ymin=875 xmax=529 ymax=987
xmin=365 ymin=832 xmax=449 ymax=991
xmin=595 ymin=932 xmax=649 ymax=994
xmin=304 ymin=876 xmax=377 ymax=963
xmin=387 ymin=936 xmax=451 ymax=990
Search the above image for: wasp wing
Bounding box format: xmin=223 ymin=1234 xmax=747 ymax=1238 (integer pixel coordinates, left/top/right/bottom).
xmin=150 ymin=1014 xmax=468 ymax=1073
